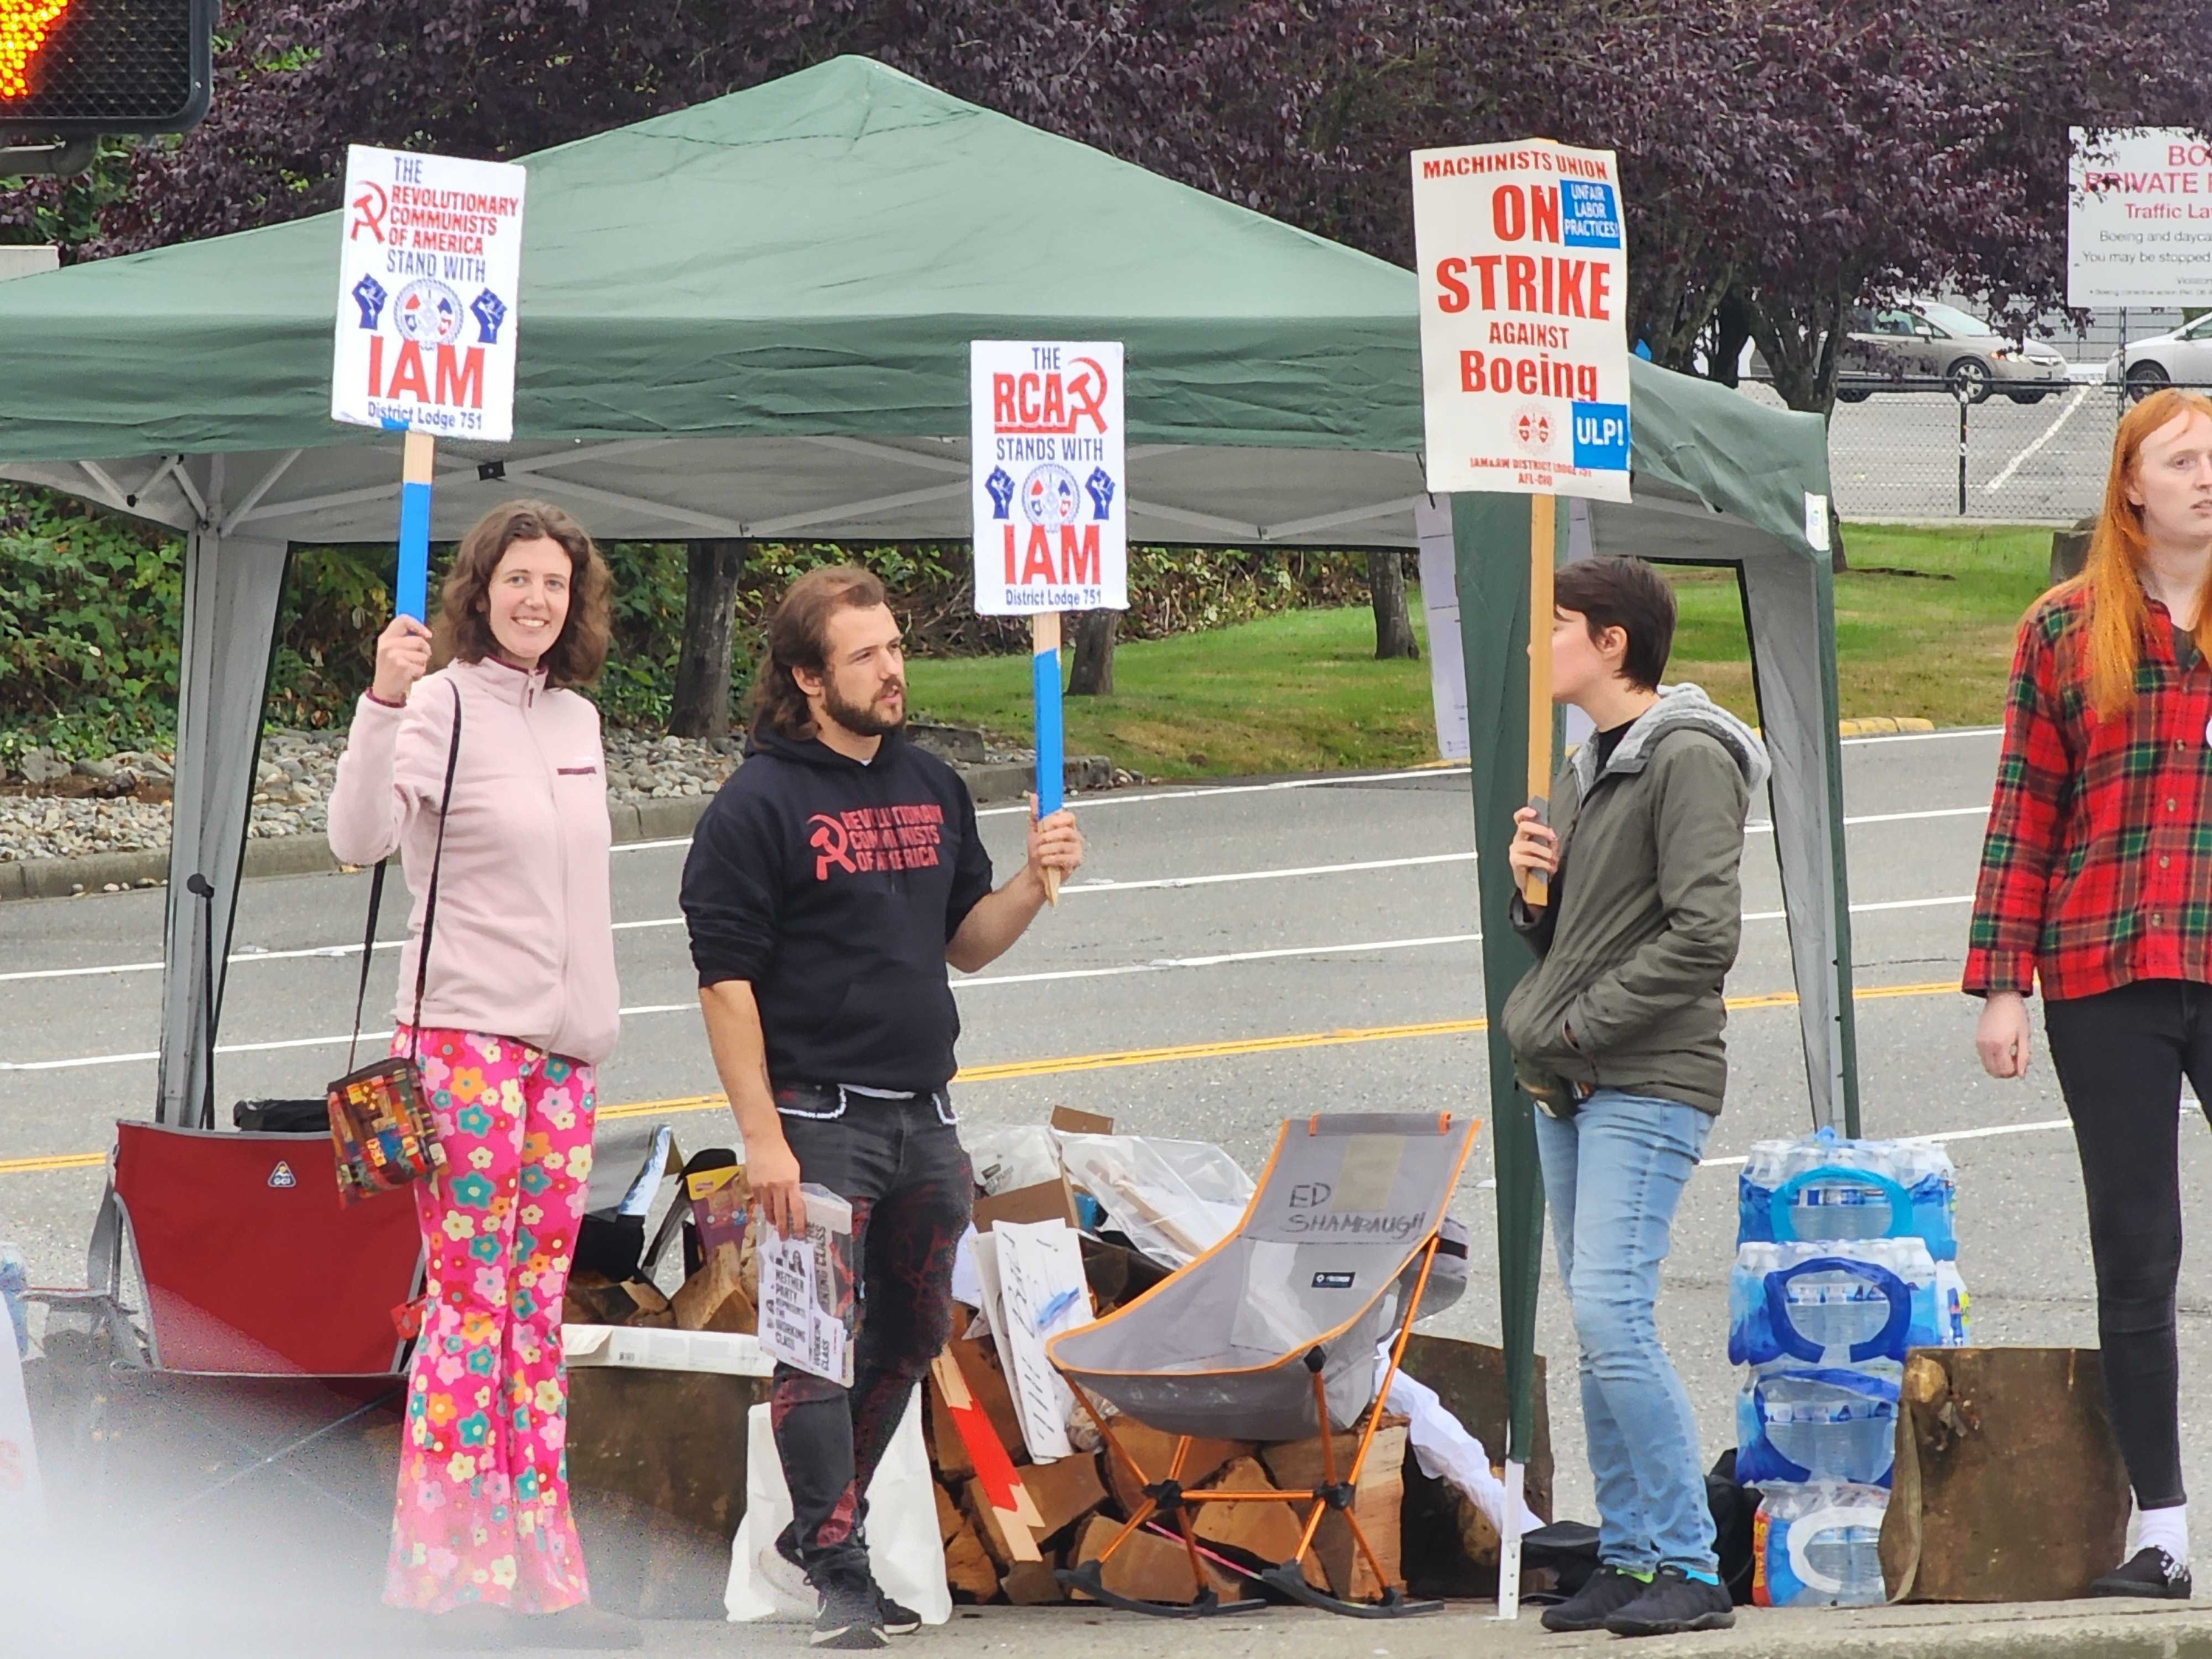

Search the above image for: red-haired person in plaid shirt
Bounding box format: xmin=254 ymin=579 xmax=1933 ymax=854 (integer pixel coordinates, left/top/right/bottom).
xmin=1969 ymin=387 xmax=2212 ymax=1601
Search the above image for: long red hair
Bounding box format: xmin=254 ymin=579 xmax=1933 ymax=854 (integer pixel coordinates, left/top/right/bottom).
xmin=2066 ymin=387 xmax=2212 ymax=717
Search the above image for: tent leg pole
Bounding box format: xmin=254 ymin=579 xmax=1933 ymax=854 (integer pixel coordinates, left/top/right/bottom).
xmin=158 ymin=515 xmax=290 ymax=1127
xmin=1493 ymin=1459 xmax=1526 ymax=1621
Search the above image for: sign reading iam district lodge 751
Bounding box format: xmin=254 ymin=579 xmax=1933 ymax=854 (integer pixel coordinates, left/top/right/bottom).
xmin=1411 ymin=139 xmax=1631 ymax=502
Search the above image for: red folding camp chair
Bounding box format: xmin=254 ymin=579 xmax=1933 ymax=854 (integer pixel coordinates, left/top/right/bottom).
xmin=88 ymin=1120 xmax=422 ymax=1377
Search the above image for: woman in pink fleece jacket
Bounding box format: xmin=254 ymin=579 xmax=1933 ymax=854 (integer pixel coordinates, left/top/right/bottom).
xmin=328 ymin=499 xmax=630 ymax=1649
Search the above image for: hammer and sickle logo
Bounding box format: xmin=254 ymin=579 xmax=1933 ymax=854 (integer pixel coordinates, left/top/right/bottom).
xmin=349 ymin=181 xmax=389 ymax=243
xmin=807 ymin=813 xmax=856 ymax=879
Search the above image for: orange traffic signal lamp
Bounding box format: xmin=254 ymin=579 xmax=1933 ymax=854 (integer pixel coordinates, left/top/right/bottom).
xmin=0 ymin=0 xmax=211 ymax=137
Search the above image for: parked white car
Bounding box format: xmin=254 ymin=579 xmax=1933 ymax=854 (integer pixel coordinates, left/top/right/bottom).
xmin=2106 ymin=314 xmax=2212 ymax=398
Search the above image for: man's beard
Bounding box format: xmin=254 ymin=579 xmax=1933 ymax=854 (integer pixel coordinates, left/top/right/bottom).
xmin=823 ymin=677 xmax=905 ymax=738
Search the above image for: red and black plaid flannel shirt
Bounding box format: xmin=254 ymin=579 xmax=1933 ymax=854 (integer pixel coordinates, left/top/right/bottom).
xmin=1966 ymin=585 xmax=2212 ymax=1000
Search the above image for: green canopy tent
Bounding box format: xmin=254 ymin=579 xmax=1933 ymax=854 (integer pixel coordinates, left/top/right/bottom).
xmin=0 ymin=55 xmax=1850 ymax=1476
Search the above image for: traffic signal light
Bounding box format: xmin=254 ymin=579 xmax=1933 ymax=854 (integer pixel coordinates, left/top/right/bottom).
xmin=0 ymin=0 xmax=211 ymax=136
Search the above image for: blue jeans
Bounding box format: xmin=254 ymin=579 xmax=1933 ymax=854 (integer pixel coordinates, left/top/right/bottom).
xmin=1533 ymin=1088 xmax=1718 ymax=1576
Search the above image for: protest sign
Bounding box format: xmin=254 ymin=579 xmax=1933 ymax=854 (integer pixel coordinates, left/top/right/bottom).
xmin=1411 ymin=136 xmax=1630 ymax=915
xmin=2068 ymin=128 xmax=2212 ymax=308
xmin=333 ymin=145 xmax=528 ymax=619
xmin=970 ymin=341 xmax=1126 ymax=901
xmin=1411 ymin=139 xmax=1632 ymax=504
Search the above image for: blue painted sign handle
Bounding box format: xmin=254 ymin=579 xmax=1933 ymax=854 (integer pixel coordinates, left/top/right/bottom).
xmin=395 ymin=429 xmax=435 ymax=622
xmin=1032 ymin=612 xmax=1063 ymax=904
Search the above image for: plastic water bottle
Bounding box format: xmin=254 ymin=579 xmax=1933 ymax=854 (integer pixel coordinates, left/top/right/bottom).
xmin=1935 ymin=1260 xmax=1972 ymax=1346
xmin=0 ymin=1243 xmax=27 ymax=1357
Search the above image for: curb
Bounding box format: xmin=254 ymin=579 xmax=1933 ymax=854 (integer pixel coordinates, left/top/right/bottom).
xmin=1837 ymin=716 xmax=1937 ymax=737
xmin=0 ymin=756 xmax=1099 ymax=903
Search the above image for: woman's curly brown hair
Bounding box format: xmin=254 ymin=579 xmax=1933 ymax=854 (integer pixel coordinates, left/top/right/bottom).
xmin=431 ymin=500 xmax=612 ymax=687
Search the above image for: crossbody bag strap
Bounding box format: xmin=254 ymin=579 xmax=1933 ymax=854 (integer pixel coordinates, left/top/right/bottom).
xmin=344 ymin=859 xmax=389 ymax=1075
xmin=407 ymin=684 xmax=465 ymax=1062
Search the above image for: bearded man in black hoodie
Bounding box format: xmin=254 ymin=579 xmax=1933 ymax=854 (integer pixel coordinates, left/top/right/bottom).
xmin=682 ymin=566 xmax=1082 ymax=1649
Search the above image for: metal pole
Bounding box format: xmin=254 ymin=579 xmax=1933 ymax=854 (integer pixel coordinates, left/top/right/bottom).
xmin=1958 ymin=389 xmax=1969 ymax=517
xmin=2120 ymin=307 xmax=2130 ymax=414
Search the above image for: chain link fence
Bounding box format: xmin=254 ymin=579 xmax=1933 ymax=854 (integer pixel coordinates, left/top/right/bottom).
xmin=1738 ymin=378 xmax=2212 ymax=525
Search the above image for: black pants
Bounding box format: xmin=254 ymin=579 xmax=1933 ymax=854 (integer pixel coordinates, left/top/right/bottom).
xmin=2044 ymin=978 xmax=2212 ymax=1510
xmin=768 ymin=1082 xmax=972 ymax=1587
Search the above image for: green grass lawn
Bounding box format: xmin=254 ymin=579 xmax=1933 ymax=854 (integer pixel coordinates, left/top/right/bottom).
xmin=908 ymin=522 xmax=2053 ymax=779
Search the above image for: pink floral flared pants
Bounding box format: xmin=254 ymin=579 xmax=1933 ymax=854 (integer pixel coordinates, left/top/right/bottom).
xmin=383 ymin=1026 xmax=597 ymax=1614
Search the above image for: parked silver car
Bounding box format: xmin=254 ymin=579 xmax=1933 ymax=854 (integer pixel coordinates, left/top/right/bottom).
xmin=1752 ymin=302 xmax=2070 ymax=403
xmin=2105 ymin=313 xmax=2212 ymax=400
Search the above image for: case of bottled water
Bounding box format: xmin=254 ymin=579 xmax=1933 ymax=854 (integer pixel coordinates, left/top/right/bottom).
xmin=1751 ymin=1481 xmax=1890 ymax=1607
xmin=1739 ymin=1128 xmax=1957 ymax=1261
xmin=1736 ymin=1362 xmax=1902 ymax=1487
xmin=1729 ymin=1238 xmax=1946 ymax=1369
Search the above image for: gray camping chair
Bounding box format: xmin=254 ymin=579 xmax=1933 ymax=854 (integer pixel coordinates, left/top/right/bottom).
xmin=1048 ymin=1111 xmax=1480 ymax=1618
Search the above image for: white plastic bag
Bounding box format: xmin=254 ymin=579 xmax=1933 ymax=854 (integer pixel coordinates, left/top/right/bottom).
xmin=724 ymin=1393 xmax=948 ymax=1625
xmin=963 ymin=1125 xmax=1062 ymax=1196
xmin=1056 ymin=1134 xmax=1254 ymax=1267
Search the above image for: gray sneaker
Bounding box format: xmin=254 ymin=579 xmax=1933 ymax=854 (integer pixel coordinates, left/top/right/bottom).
xmin=812 ymin=1580 xmax=889 ymax=1650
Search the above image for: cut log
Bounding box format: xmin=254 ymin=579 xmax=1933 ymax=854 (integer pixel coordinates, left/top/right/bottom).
xmin=934 ymin=1480 xmax=963 ymax=1545
xmin=947 ymin=1335 xmax=1028 ymax=1455
xmin=1259 ymin=1419 xmax=1408 ymax=1603
xmin=926 ymin=1377 xmax=975 ymax=1481
xmin=1190 ymin=1457 xmax=1329 ymax=1589
xmin=943 ymin=1520 xmax=1001 ymax=1602
xmin=1102 ymin=1422 xmax=1253 ymax=1515
xmin=962 ymin=1478 xmax=1042 ymax=1569
xmin=1000 ymin=1559 xmax=1066 ymax=1605
xmin=1068 ymin=1514 xmax=1243 ymax=1606
xmin=1020 ymin=1450 xmax=1105 ymax=1540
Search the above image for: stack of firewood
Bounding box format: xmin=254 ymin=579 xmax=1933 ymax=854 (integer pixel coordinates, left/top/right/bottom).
xmin=923 ymin=1326 xmax=1416 ymax=1607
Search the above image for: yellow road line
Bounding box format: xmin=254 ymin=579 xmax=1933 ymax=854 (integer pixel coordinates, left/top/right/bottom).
xmin=0 ymin=978 xmax=1964 ymax=1175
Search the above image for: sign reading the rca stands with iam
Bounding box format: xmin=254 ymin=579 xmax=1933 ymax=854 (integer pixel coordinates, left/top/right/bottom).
xmin=332 ymin=145 xmax=529 ymax=442
xmin=969 ymin=341 xmax=1128 ymax=614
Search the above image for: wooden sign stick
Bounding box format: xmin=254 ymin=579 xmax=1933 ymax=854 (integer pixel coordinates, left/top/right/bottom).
xmin=1032 ymin=611 xmax=1064 ymax=906
xmin=1522 ymin=491 xmax=1556 ymax=908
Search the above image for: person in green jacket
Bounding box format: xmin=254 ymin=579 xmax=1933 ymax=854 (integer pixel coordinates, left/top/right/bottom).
xmin=1500 ymin=556 xmax=1769 ymax=1639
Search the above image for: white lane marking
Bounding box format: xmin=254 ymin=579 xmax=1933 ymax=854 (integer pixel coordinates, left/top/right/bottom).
xmin=1699 ymin=1116 xmax=2074 ymax=1170
xmin=1838 ymin=726 xmax=2000 ymax=745
xmin=1748 ymin=805 xmax=1984 ymax=835
xmin=1985 ymin=386 xmax=2091 ymax=494
xmin=0 ymin=890 xmax=1978 ymax=1074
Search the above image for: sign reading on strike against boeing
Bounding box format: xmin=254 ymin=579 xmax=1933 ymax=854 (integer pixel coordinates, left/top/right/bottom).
xmin=1411 ymin=139 xmax=1632 ymax=502
xmin=970 ymin=340 xmax=1127 ymax=614
xmin=333 ymin=145 xmax=528 ymax=442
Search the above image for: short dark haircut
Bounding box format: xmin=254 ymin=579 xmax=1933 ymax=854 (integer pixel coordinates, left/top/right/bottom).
xmin=751 ymin=565 xmax=891 ymax=738
xmin=1553 ymin=557 xmax=1674 ymax=691
xmin=432 ymin=499 xmax=612 ymax=688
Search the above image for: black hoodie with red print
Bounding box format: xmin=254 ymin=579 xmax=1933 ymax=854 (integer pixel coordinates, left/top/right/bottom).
xmin=680 ymin=725 xmax=995 ymax=1091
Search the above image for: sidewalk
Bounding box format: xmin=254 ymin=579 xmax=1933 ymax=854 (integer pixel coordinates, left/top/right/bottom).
xmin=522 ymin=1599 xmax=2212 ymax=1659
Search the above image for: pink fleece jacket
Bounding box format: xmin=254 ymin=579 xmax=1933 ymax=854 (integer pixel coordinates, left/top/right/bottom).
xmin=327 ymin=655 xmax=621 ymax=1065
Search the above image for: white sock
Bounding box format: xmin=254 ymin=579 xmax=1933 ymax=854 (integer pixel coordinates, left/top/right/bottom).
xmin=2137 ymin=1503 xmax=2189 ymax=1568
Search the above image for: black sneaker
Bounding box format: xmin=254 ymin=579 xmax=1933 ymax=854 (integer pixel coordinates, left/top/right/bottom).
xmin=874 ymin=1588 xmax=922 ymax=1635
xmin=811 ymin=1579 xmax=889 ymax=1649
xmin=2090 ymin=1547 xmax=2193 ymax=1599
xmin=1540 ymin=1565 xmax=1652 ymax=1632
xmin=1604 ymin=1565 xmax=1736 ymax=1636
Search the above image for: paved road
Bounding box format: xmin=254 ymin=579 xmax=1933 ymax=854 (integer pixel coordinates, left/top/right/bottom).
xmin=10 ymin=724 xmax=2199 ymax=1536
